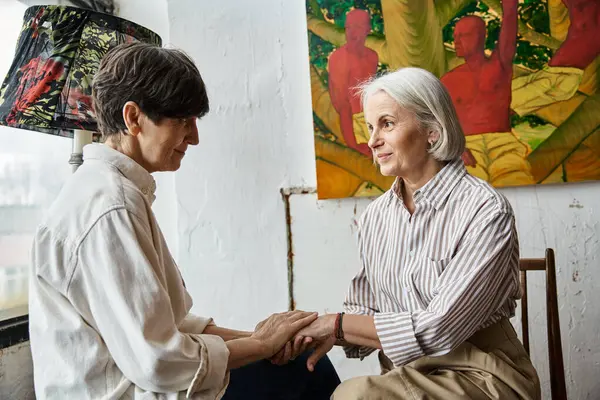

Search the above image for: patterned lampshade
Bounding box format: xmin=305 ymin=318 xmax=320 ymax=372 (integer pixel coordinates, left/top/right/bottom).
xmin=0 ymin=5 xmax=161 ymax=138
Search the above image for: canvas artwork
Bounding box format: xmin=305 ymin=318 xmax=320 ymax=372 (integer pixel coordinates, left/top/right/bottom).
xmin=305 ymin=0 xmax=600 ymax=199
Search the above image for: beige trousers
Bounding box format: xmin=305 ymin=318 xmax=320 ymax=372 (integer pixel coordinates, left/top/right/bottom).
xmin=333 ymin=319 xmax=541 ymax=400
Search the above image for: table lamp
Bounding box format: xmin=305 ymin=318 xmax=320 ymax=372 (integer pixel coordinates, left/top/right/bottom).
xmin=0 ymin=5 xmax=161 ymax=171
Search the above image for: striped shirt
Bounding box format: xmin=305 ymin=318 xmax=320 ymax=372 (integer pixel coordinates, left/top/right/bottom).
xmin=344 ymin=158 xmax=521 ymax=367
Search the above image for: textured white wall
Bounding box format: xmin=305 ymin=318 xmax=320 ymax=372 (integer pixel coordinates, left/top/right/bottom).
xmin=503 ymin=183 xmax=600 ymax=399
xmin=168 ymin=0 xmax=316 ymax=330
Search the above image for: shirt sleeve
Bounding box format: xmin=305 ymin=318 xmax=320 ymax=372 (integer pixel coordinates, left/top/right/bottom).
xmin=67 ymin=207 xmax=229 ymax=398
xmin=343 ymin=227 xmax=380 ymax=360
xmin=179 ymin=313 xmax=216 ymax=334
xmin=373 ymin=210 xmax=519 ymax=367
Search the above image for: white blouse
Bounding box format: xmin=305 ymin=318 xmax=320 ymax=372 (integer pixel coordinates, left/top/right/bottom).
xmin=29 ymin=144 xmax=229 ymax=399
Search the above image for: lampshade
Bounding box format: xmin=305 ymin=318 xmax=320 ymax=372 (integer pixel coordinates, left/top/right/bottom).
xmin=0 ymin=5 xmax=161 ymax=138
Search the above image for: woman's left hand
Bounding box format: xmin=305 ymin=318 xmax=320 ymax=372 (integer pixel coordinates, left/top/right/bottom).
xmin=254 ymin=314 xmax=315 ymax=365
xmin=269 ymin=335 xmax=313 ymax=365
xmin=296 ymin=314 xmax=337 ymax=372
xmin=295 ymin=314 xmax=336 ymax=341
xmin=305 ymin=336 xmax=336 ymax=372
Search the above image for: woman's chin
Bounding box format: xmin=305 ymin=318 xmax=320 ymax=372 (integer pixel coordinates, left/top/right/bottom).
xmin=378 ymin=165 xmax=396 ymax=177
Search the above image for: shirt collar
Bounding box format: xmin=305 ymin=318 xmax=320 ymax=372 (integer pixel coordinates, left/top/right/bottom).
xmin=83 ymin=143 xmax=157 ymax=204
xmin=389 ymin=158 xmax=466 ymax=210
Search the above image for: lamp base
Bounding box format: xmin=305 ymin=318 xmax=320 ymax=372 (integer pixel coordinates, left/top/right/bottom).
xmin=70 ymin=129 xmax=94 ymax=172
xmin=68 ymin=153 xmax=84 ymax=170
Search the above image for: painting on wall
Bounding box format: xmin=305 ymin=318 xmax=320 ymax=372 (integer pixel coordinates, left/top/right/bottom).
xmin=305 ymin=0 xmax=600 ymax=199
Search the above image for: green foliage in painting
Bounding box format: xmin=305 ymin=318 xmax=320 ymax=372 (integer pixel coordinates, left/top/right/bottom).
xmin=514 ymin=0 xmax=552 ymax=129
xmin=309 ymin=0 xmax=385 ymax=35
xmin=511 ymin=113 xmax=547 ymax=129
xmin=514 ymin=40 xmax=552 ymax=70
xmin=515 ymin=0 xmax=552 ymax=70
xmin=308 ymin=32 xmax=334 ymax=86
xmin=520 ymin=0 xmax=550 ymax=34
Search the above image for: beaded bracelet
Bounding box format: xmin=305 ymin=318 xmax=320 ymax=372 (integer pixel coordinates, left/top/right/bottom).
xmin=335 ymin=312 xmax=345 ymax=340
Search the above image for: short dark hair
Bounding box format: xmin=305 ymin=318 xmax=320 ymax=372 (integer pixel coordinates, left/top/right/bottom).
xmin=92 ymin=42 xmax=209 ymax=137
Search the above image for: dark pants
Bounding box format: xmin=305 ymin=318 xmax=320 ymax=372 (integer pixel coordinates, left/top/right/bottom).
xmin=222 ymin=352 xmax=340 ymax=400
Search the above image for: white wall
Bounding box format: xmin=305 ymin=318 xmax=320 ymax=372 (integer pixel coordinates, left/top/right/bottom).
xmin=166 ymin=0 xmax=600 ymax=399
xmin=168 ymin=0 xmax=317 ymax=330
xmin=504 ymin=183 xmax=600 ymax=399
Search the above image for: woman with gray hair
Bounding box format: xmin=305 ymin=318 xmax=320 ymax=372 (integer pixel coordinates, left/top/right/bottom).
xmin=297 ymin=67 xmax=541 ymax=399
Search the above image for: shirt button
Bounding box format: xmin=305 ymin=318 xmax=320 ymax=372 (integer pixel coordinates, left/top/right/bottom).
xmin=409 ymin=249 xmax=415 ymax=257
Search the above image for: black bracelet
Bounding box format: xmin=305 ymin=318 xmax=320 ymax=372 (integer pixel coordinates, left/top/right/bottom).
xmin=336 ymin=312 xmax=345 ymax=340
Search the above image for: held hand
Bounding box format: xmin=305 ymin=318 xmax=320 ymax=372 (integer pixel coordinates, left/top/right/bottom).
xmin=269 ymin=341 xmax=292 ymax=365
xmin=295 ymin=314 xmax=337 ymax=372
xmin=306 ymin=336 xmax=336 ymax=372
xmin=295 ymin=314 xmax=336 ymax=341
xmin=252 ymin=311 xmax=318 ymax=359
xmin=269 ymin=335 xmax=313 ymax=366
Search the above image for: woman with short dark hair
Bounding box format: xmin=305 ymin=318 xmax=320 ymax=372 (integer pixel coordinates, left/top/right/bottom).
xmin=28 ymin=42 xmax=340 ymax=400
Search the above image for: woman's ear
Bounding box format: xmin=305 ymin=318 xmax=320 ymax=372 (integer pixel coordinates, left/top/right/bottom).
xmin=427 ymin=128 xmax=441 ymax=145
xmin=122 ymin=101 xmax=143 ymax=136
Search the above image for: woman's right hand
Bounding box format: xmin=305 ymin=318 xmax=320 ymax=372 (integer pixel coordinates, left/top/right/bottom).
xmin=251 ymin=311 xmax=318 ymax=358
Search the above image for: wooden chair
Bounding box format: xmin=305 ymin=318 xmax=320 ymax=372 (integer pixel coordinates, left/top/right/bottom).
xmin=519 ymin=248 xmax=567 ymax=400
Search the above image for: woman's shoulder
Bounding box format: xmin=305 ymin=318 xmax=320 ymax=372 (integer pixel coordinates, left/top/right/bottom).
xmin=457 ymin=173 xmax=514 ymax=216
xmin=42 ymin=162 xmax=151 ymax=240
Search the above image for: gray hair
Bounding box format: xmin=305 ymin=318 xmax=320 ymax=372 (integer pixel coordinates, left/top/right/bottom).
xmin=358 ymin=67 xmax=465 ymax=161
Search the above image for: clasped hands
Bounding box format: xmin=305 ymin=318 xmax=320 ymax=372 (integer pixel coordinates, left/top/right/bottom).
xmin=252 ymin=311 xmax=338 ymax=372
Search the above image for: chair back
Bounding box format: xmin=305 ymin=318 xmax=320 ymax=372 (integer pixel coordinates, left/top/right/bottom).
xmin=519 ymin=248 xmax=567 ymax=400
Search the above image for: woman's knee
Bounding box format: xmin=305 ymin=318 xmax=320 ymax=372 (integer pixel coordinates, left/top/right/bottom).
xmin=331 ymin=376 xmax=373 ymax=399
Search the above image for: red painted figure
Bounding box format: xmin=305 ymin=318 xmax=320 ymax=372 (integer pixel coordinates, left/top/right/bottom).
xmin=441 ymin=0 xmax=518 ymax=167
xmin=549 ymin=0 xmax=600 ymax=69
xmin=328 ymin=9 xmax=378 ymax=157
xmin=442 ymin=0 xmax=599 ymax=167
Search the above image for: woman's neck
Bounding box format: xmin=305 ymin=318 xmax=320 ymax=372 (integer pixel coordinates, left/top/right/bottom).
xmin=104 ymin=135 xmax=153 ymax=173
xmin=399 ymin=158 xmax=446 ymax=213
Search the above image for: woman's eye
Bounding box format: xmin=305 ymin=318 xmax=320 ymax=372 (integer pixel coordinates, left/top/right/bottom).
xmin=384 ymin=121 xmax=394 ymax=129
